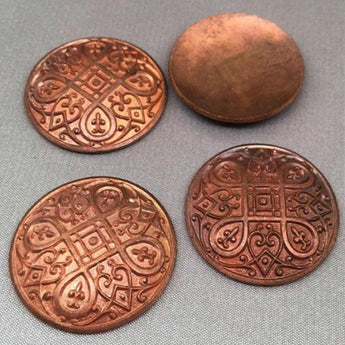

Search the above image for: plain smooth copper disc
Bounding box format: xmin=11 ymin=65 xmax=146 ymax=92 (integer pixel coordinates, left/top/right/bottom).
xmin=185 ymin=145 xmax=338 ymax=286
xmin=10 ymin=177 xmax=176 ymax=333
xmin=25 ymin=38 xmax=166 ymax=152
xmin=169 ymin=13 xmax=304 ymax=123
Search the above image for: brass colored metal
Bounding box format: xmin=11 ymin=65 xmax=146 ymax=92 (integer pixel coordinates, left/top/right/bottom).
xmin=10 ymin=177 xmax=176 ymax=333
xmin=170 ymin=13 xmax=304 ymax=123
xmin=25 ymin=38 xmax=166 ymax=152
xmin=185 ymin=145 xmax=338 ymax=285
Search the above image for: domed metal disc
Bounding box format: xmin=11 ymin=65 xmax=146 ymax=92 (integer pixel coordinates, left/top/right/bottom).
xmin=185 ymin=144 xmax=338 ymax=285
xmin=170 ymin=14 xmax=304 ymax=123
xmin=10 ymin=177 xmax=176 ymax=332
xmin=25 ymin=38 xmax=166 ymax=152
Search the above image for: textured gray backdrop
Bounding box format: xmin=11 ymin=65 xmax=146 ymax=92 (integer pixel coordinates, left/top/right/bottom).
xmin=0 ymin=1 xmax=344 ymax=344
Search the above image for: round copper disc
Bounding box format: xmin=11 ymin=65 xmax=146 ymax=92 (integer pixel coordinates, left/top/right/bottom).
xmin=25 ymin=38 xmax=166 ymax=152
xmin=169 ymin=13 xmax=304 ymax=123
xmin=10 ymin=177 xmax=176 ymax=333
xmin=185 ymin=145 xmax=338 ymax=286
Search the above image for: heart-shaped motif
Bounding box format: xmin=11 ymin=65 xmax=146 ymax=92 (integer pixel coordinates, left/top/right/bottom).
xmin=54 ymin=271 xmax=96 ymax=319
xmin=33 ymin=75 xmax=67 ymax=103
xmin=122 ymin=70 xmax=157 ymax=96
xmin=25 ymin=220 xmax=61 ymax=250
xmin=283 ymin=221 xmax=319 ymax=259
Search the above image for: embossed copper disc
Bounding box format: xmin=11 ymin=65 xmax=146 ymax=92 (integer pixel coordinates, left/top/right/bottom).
xmin=24 ymin=38 xmax=166 ymax=152
xmin=169 ymin=13 xmax=304 ymax=123
xmin=185 ymin=145 xmax=338 ymax=285
xmin=10 ymin=177 xmax=176 ymax=333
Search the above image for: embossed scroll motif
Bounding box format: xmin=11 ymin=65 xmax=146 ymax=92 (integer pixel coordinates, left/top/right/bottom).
xmin=186 ymin=145 xmax=338 ymax=286
xmin=24 ymin=38 xmax=166 ymax=152
xmin=10 ymin=177 xmax=176 ymax=333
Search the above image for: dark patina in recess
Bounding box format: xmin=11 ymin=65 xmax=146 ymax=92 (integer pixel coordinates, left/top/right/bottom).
xmin=10 ymin=177 xmax=176 ymax=333
xmin=185 ymin=145 xmax=338 ymax=286
xmin=25 ymin=38 xmax=166 ymax=152
xmin=170 ymin=13 xmax=304 ymax=123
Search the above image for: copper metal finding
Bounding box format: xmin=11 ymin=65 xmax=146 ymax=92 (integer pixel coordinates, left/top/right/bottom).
xmin=10 ymin=177 xmax=176 ymax=333
xmin=185 ymin=145 xmax=338 ymax=285
xmin=25 ymin=38 xmax=166 ymax=152
xmin=170 ymin=13 xmax=304 ymax=123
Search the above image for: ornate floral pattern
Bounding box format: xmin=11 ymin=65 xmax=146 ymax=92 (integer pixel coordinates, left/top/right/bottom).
xmin=186 ymin=145 xmax=338 ymax=285
xmin=10 ymin=177 xmax=176 ymax=332
xmin=25 ymin=38 xmax=166 ymax=152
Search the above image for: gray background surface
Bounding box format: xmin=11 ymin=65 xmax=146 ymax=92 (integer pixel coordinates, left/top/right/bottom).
xmin=0 ymin=1 xmax=344 ymax=344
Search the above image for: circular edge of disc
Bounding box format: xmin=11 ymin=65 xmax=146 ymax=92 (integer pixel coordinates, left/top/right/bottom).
xmin=184 ymin=143 xmax=339 ymax=286
xmin=24 ymin=38 xmax=167 ymax=153
xmin=169 ymin=13 xmax=305 ymax=124
xmin=9 ymin=176 xmax=177 ymax=333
